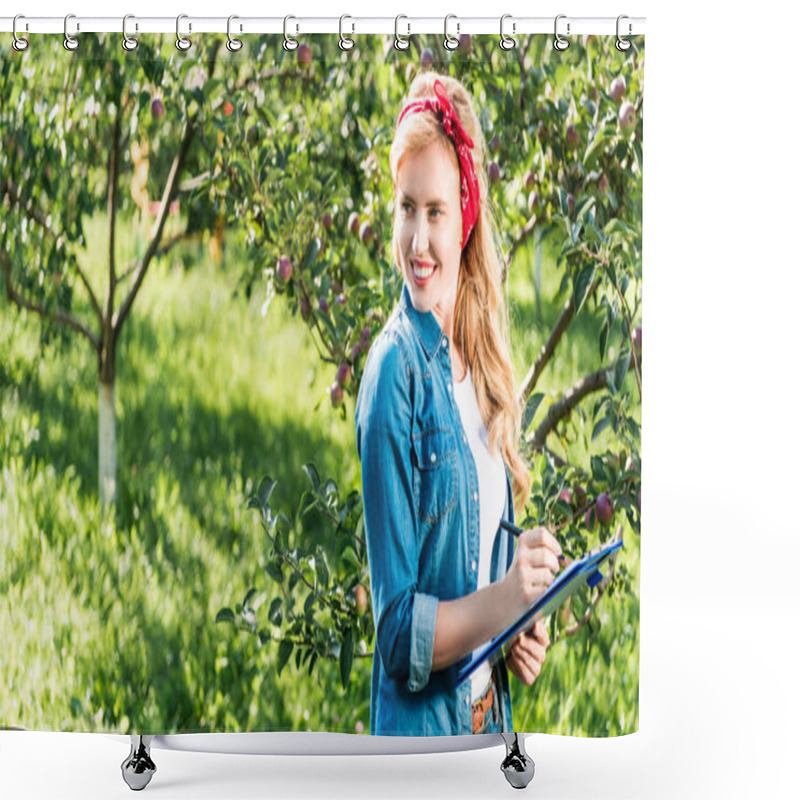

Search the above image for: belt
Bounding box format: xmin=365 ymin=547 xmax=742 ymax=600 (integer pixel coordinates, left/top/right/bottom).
xmin=471 ymin=665 xmax=500 ymax=734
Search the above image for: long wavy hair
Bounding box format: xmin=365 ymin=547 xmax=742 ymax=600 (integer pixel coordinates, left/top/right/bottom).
xmin=389 ymin=72 xmax=532 ymax=517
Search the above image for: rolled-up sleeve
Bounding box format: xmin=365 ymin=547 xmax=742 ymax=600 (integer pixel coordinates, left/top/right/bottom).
xmin=355 ymin=332 xmax=439 ymax=693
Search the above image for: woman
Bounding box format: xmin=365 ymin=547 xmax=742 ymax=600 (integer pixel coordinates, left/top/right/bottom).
xmin=355 ymin=74 xmax=562 ymax=736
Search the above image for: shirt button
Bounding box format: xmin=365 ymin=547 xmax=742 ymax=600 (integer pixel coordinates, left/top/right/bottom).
xmin=431 ymin=452 xmax=437 ymax=463
xmin=471 ymin=560 xmax=477 ymax=571
xmin=443 ymin=338 xmax=448 ymax=348
xmin=473 ymin=491 xmax=478 ymax=502
xmin=447 ymin=382 xmax=452 ymax=392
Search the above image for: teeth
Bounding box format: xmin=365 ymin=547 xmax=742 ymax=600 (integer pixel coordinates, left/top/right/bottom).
xmin=413 ymin=262 xmax=435 ymax=279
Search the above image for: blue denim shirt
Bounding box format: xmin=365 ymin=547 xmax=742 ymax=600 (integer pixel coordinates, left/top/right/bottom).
xmin=355 ymin=281 xmax=517 ymax=736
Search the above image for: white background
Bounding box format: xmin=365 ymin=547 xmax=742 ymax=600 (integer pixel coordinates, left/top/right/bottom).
xmin=2 ymin=0 xmax=799 ymax=798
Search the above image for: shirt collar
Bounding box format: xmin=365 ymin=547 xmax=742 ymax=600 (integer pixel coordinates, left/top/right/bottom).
xmin=399 ymin=281 xmax=448 ymax=360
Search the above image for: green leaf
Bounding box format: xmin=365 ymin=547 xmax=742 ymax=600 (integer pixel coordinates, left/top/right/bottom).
xmin=603 ymin=218 xmax=630 ymax=238
xmin=339 ymin=628 xmax=354 ymax=689
xmin=303 ymin=236 xmax=322 ymax=272
xmin=215 ymin=608 xmax=236 ymax=624
xmin=584 ymin=125 xmax=616 ymax=165
xmin=268 ymin=597 xmax=283 ymax=626
xmin=243 ymin=588 xmax=257 ymax=610
xmin=590 ymin=455 xmax=606 ymax=482
xmin=573 ymin=264 xmax=596 ymax=315
xmin=591 ymin=415 xmax=612 ymax=442
xmin=521 ymin=393 xmax=545 ymax=434
xmin=613 ymin=345 xmax=631 ymax=394
xmin=599 ymin=317 xmax=609 ymax=360
xmin=302 ymin=463 xmax=321 ymax=493
xmin=265 ymin=558 xmax=283 ymax=584
xmin=277 ymin=640 xmax=293 ymax=676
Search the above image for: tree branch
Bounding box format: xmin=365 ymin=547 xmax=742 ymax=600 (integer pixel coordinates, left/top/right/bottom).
xmin=517 ymin=275 xmax=602 ymax=407
xmin=526 ymin=349 xmax=642 ymax=451
xmin=1 ymin=250 xmax=100 ymax=351
xmin=113 ymin=40 xmax=222 ymax=336
xmin=502 ymin=213 xmax=537 ymax=284
xmin=1 ymin=176 xmax=103 ymax=324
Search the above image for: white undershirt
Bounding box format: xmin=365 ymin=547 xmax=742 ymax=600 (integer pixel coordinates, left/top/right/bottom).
xmin=452 ymin=365 xmax=508 ymax=703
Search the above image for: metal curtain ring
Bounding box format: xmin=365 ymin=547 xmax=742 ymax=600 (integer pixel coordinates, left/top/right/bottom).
xmin=122 ymin=14 xmax=139 ymax=51
xmin=394 ymin=14 xmax=410 ymax=51
xmin=339 ymin=14 xmax=354 ymax=51
xmin=12 ymin=14 xmax=29 ymax=51
xmin=616 ymin=14 xmax=632 ymax=51
xmin=227 ymin=15 xmax=243 ymax=52
xmin=176 ymin=14 xmax=192 ymax=51
xmin=64 ymin=13 xmax=79 ymax=51
xmin=553 ymin=14 xmax=570 ymax=51
xmin=283 ymin=15 xmax=298 ymax=51
xmin=443 ymin=14 xmax=459 ymax=51
xmin=499 ymin=14 xmax=516 ymax=50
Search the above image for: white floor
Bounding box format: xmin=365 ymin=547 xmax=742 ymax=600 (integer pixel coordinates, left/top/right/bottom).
xmin=3 ymin=596 xmax=798 ymax=798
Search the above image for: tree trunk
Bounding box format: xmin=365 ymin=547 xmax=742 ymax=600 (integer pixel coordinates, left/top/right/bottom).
xmin=99 ymin=379 xmax=116 ymax=508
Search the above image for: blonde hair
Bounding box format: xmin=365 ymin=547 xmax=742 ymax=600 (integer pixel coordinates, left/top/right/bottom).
xmin=389 ymin=73 xmax=532 ymax=517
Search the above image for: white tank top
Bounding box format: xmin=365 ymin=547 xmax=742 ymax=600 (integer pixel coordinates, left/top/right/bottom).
xmin=452 ymin=364 xmax=508 ymax=703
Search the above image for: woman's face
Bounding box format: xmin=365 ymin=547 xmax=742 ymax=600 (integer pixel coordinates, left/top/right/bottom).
xmin=395 ymin=140 xmax=463 ymax=334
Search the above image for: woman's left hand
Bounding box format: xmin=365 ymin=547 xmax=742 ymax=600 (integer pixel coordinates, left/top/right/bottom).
xmin=506 ymin=620 xmax=550 ymax=686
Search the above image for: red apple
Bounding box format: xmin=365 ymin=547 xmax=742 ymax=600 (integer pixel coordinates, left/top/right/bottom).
xmin=596 ymin=492 xmax=614 ymax=525
xmin=348 ymin=211 xmax=360 ymax=235
xmin=223 ymin=100 xmax=234 ymax=116
xmin=565 ymin=124 xmax=580 ymax=151
xmin=574 ymin=485 xmax=587 ymax=508
xmin=558 ymin=489 xmax=572 ymax=506
xmin=336 ymin=363 xmax=351 ymax=388
xmin=322 ymin=212 xmax=333 ymax=231
xmin=297 ymin=42 xmax=312 ymax=66
xmin=524 ymin=170 xmax=536 ymax=190
xmin=318 ymin=297 xmax=329 ymax=314
xmin=610 ymin=75 xmax=627 ymax=104
xmin=632 ymin=326 xmax=642 ymax=354
xmin=359 ymin=220 xmax=374 ymax=244
xmin=420 ymin=48 xmax=434 ymax=68
xmin=330 ymin=383 xmax=343 ymax=407
xmin=488 ymin=162 xmax=501 ymax=185
xmin=355 ymin=584 xmax=368 ymax=616
xmin=276 ymin=255 xmax=292 ymax=282
xmin=150 ymin=98 xmax=165 ymax=120
xmin=619 ymin=101 xmax=636 ymax=134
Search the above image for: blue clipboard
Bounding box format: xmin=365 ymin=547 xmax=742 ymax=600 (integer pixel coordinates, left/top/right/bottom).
xmin=455 ymin=532 xmax=624 ymax=687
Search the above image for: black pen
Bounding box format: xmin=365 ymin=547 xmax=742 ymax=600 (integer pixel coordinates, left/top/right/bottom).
xmin=499 ymin=519 xmax=570 ymax=565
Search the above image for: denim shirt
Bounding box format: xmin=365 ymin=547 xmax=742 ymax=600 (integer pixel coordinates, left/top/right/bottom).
xmin=355 ymin=281 xmax=517 ymax=736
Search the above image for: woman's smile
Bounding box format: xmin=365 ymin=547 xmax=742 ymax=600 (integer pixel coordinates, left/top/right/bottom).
xmin=411 ymin=257 xmax=437 ymax=285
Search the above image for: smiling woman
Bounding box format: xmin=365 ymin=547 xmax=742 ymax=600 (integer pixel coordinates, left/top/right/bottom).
xmin=355 ymin=73 xmax=554 ymax=744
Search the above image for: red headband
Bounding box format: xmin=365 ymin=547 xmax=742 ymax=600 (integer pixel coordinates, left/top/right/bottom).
xmin=396 ymin=79 xmax=480 ymax=250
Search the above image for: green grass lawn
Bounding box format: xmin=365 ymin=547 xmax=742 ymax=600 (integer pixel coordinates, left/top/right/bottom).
xmin=0 ymin=211 xmax=638 ymax=736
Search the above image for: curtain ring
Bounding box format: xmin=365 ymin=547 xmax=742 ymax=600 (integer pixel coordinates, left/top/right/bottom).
xmin=499 ymin=14 xmax=516 ymax=50
xmin=553 ymin=14 xmax=570 ymax=51
xmin=394 ymin=15 xmax=410 ymax=51
xmin=122 ymin=14 xmax=139 ymax=51
xmin=283 ymin=15 xmax=298 ymax=51
xmin=12 ymin=14 xmax=29 ymax=51
xmin=616 ymin=14 xmax=632 ymax=51
xmin=64 ymin=13 xmax=79 ymax=51
xmin=227 ymin=15 xmax=243 ymax=52
xmin=339 ymin=14 xmax=354 ymax=51
xmin=443 ymin=14 xmax=460 ymax=51
xmin=176 ymin=14 xmax=192 ymax=51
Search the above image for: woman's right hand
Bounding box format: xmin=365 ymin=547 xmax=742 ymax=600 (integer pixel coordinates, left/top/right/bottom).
xmin=502 ymin=526 xmax=563 ymax=619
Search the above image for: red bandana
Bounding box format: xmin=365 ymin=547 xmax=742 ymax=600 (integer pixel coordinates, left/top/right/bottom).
xmin=396 ymin=79 xmax=480 ymax=250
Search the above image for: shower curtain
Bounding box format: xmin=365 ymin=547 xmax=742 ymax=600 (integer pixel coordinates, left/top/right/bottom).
xmin=0 ymin=25 xmax=643 ymax=740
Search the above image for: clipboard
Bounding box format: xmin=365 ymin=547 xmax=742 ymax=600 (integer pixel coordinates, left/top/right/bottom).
xmin=455 ymin=531 xmax=623 ymax=687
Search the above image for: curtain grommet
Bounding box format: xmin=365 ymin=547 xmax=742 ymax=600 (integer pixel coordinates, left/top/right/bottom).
xmin=12 ymin=14 xmax=29 ymax=51
xmin=499 ymin=14 xmax=516 ymax=50
xmin=394 ymin=15 xmax=410 ymax=51
xmin=175 ymin=14 xmax=192 ymax=51
xmin=443 ymin=14 xmax=460 ymax=51
xmin=226 ymin=15 xmax=243 ymax=52
xmin=64 ymin=13 xmax=79 ymax=51
xmin=339 ymin=14 xmax=355 ymax=51
xmin=122 ymin=14 xmax=139 ymax=51
xmin=616 ymin=15 xmax=632 ymax=51
xmin=283 ymin=15 xmax=298 ymax=51
xmin=553 ymin=14 xmax=570 ymax=51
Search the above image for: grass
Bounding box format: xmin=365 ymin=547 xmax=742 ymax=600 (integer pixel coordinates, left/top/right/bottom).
xmin=0 ymin=210 xmax=638 ymax=736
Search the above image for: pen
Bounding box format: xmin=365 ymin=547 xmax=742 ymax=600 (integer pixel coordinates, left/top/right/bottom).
xmin=499 ymin=519 xmax=570 ymax=565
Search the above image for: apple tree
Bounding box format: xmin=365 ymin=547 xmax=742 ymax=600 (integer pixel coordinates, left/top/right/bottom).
xmin=213 ymin=32 xmax=643 ymax=686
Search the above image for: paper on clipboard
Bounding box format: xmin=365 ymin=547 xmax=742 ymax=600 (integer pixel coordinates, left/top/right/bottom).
xmin=455 ymin=533 xmax=624 ymax=688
